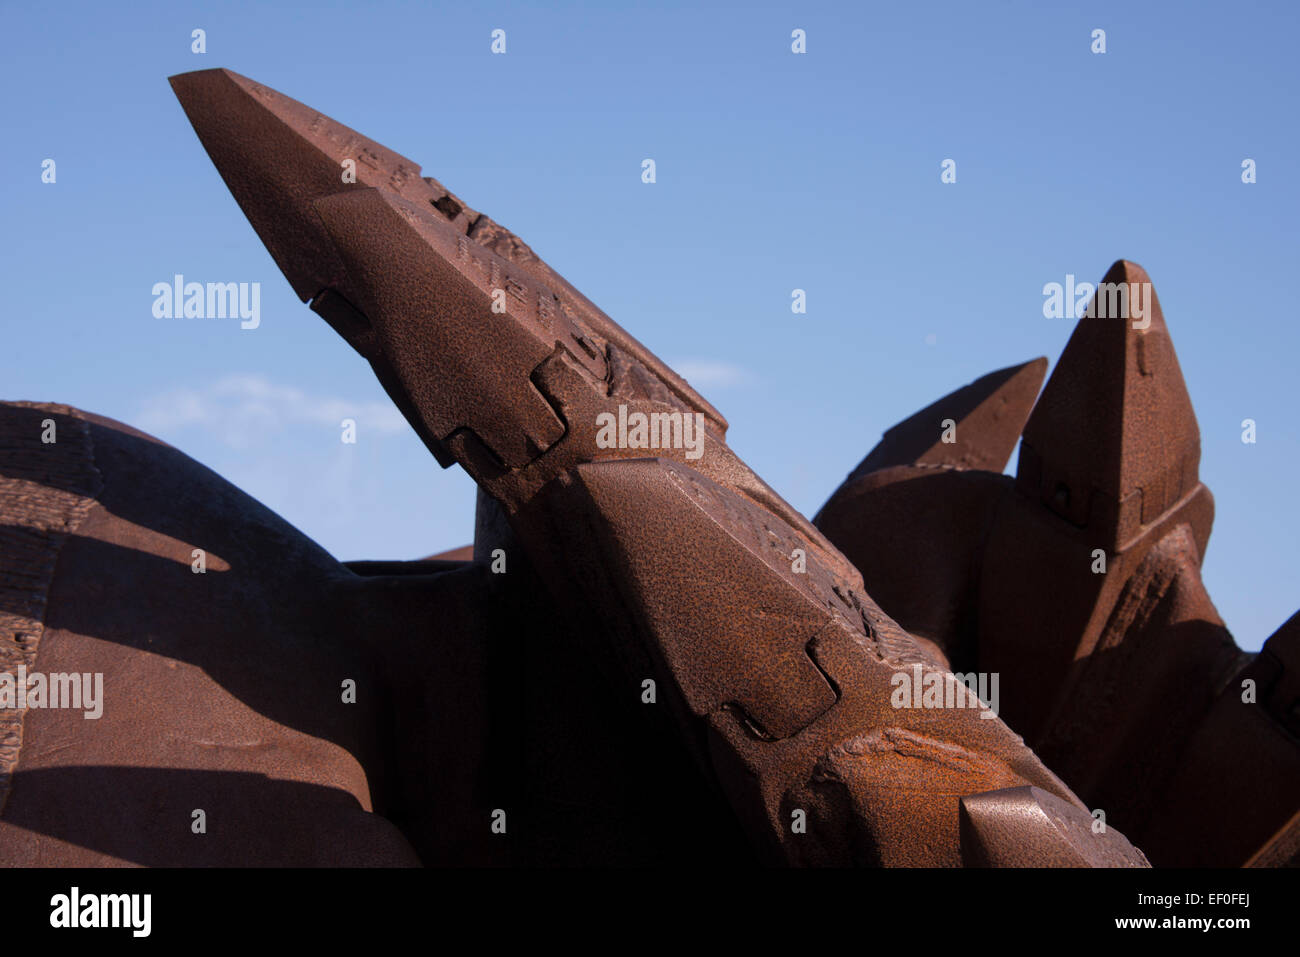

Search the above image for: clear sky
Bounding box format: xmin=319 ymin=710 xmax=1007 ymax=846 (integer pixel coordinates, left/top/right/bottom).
xmin=3 ymin=1 xmax=1296 ymax=650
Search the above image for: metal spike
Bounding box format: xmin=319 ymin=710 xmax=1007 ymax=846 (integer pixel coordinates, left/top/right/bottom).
xmin=1017 ymin=261 xmax=1201 ymax=550
xmin=838 ymin=357 xmax=1046 ymax=486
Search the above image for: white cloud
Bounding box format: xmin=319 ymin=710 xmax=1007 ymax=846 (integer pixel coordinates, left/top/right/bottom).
xmin=137 ymin=374 xmax=408 ymax=448
xmin=668 ymin=359 xmax=751 ymax=389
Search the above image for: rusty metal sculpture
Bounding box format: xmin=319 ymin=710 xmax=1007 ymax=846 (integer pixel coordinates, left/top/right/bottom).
xmin=0 ymin=69 xmax=1293 ymax=867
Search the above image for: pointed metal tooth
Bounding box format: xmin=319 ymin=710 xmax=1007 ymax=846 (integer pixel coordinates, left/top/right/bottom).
xmin=310 ymin=187 xmax=567 ymax=470
xmin=1017 ymin=261 xmax=1201 ymax=549
xmin=808 ymin=359 xmax=1044 ymax=662
xmin=842 ymin=357 xmax=1047 ymax=483
xmin=167 ymin=68 xmax=728 ymax=437
xmin=959 ymin=786 xmax=1149 ymax=867
xmin=168 ymin=68 xmax=435 ymax=302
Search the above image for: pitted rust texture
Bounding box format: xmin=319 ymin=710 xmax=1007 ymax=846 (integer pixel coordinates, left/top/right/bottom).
xmin=817 ymin=262 xmax=1299 ymax=867
xmin=157 ymin=70 xmax=1300 ymax=866
xmin=0 ymin=67 xmax=1291 ymax=867
xmin=0 ymin=404 xmax=101 ymax=811
xmin=653 ymin=460 xmax=930 ymax=666
xmin=533 ymin=457 xmax=1083 ymax=865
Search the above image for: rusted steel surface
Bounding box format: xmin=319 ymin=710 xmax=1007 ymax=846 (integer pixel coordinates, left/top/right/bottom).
xmin=818 ymin=261 xmax=1298 ymax=867
xmin=0 ymin=68 xmax=1292 ymax=867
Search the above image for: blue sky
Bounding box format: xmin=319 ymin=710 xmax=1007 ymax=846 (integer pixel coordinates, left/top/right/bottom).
xmin=3 ymin=1 xmax=1296 ymax=649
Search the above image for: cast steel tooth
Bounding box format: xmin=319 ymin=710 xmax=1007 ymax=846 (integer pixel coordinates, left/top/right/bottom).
xmin=167 ymin=68 xmax=727 ymax=439
xmin=311 ymin=187 xmax=572 ymax=469
xmin=18 ymin=66 xmax=1263 ymax=870
xmin=168 ymin=68 xmax=434 ymax=302
xmin=523 ymin=456 xmax=1133 ymax=866
xmin=1017 ymin=260 xmax=1201 ymax=549
xmin=833 ymin=357 xmax=1047 ymax=489
xmin=810 ymin=358 xmax=1045 ymax=664
xmin=307 ymin=184 xmax=848 ymax=577
xmin=959 ymin=786 xmax=1149 ymax=867
xmin=978 ymin=263 xmax=1217 ymax=743
xmin=965 ymin=264 xmax=1279 ymax=869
